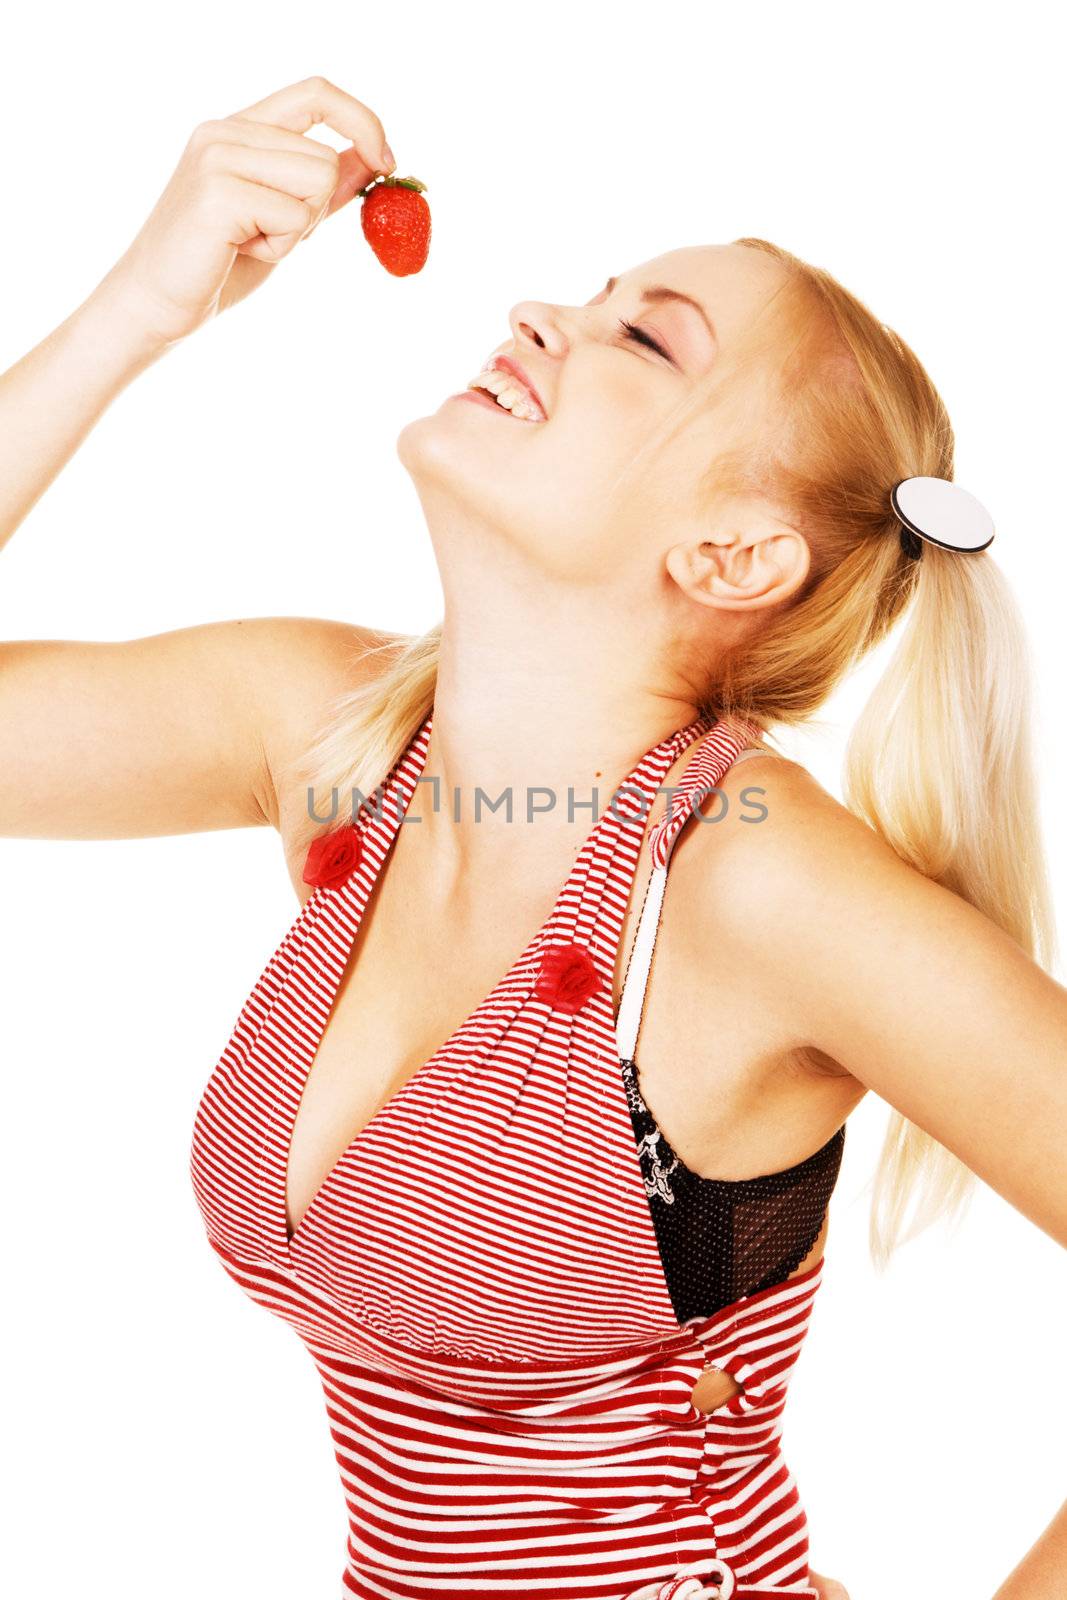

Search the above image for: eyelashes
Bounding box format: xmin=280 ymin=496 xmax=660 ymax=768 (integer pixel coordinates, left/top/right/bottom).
xmin=616 ymin=318 xmax=673 ymax=364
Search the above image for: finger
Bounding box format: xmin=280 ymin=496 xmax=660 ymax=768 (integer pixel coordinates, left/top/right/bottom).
xmin=197 ymin=122 xmax=374 ymax=224
xmin=206 ymin=174 xmax=313 ymax=258
xmin=236 ymin=234 xmax=299 ymax=264
xmin=229 ymin=75 xmax=393 ymax=180
xmin=202 ymin=140 xmax=339 ymax=208
xmin=189 ymin=119 xmax=363 ymax=227
xmin=322 ymin=144 xmax=380 ymax=218
xmin=192 ymin=116 xmax=337 ymax=159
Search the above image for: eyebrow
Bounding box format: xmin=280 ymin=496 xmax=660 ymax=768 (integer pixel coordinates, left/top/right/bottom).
xmin=600 ymin=275 xmax=717 ymax=342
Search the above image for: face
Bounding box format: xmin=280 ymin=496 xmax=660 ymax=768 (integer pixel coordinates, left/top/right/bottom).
xmin=397 ymin=243 xmax=793 ymax=588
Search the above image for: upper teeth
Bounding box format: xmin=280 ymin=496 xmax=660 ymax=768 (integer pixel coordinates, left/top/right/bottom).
xmin=466 ymin=366 xmax=544 ymax=421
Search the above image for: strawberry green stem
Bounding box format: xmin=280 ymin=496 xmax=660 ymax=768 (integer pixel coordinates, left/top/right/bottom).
xmin=356 ymin=174 xmax=428 ymax=198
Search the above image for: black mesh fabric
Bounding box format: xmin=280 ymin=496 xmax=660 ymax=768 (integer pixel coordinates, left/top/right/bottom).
xmin=619 ymin=1054 xmax=846 ymax=1324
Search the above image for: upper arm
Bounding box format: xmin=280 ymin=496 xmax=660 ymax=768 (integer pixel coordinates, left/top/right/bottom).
xmin=0 ymin=615 xmax=395 ymax=840
xmin=697 ymin=758 xmax=1067 ymax=1247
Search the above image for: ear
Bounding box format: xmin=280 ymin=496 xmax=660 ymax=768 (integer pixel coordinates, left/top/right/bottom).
xmin=665 ymin=523 xmax=811 ymax=612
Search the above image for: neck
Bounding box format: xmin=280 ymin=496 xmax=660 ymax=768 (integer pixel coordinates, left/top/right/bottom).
xmin=411 ymin=574 xmax=706 ymax=886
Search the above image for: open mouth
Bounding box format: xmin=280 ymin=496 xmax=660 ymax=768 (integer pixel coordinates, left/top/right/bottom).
xmin=463 ymin=384 xmax=540 ymax=422
xmin=464 ymin=360 xmax=548 ymax=423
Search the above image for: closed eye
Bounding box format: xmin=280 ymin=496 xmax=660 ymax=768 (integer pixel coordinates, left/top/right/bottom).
xmin=616 ymin=318 xmax=675 ymax=366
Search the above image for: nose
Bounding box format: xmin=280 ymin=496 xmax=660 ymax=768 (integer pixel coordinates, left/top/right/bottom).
xmin=506 ymin=299 xmax=571 ymax=358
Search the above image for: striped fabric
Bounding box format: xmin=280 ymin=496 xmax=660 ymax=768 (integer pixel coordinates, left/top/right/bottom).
xmin=190 ymin=710 xmax=830 ymax=1600
xmin=648 ymin=731 xmax=769 ymax=869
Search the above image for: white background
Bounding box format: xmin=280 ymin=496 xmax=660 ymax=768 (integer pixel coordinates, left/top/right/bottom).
xmin=1 ymin=3 xmax=1064 ymax=1597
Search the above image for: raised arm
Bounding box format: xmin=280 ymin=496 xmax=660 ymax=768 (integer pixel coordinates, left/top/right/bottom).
xmin=0 ymin=615 xmax=391 ymax=839
xmin=0 ymin=77 xmax=397 ymax=841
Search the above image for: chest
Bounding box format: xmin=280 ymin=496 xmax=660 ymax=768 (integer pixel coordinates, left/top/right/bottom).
xmin=278 ymin=812 xmax=809 ymax=1242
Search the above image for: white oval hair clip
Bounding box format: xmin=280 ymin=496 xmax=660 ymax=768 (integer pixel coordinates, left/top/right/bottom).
xmin=890 ymin=476 xmax=996 ymax=561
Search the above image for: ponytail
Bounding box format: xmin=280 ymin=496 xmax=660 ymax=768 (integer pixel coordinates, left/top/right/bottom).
xmin=845 ymin=546 xmax=1058 ymax=1263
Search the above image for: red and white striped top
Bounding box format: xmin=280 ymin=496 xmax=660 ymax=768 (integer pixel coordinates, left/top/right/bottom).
xmin=190 ymin=709 xmax=833 ymax=1600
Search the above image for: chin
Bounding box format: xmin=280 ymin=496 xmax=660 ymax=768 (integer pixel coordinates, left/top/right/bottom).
xmin=395 ymin=400 xmax=509 ymax=501
xmin=396 ymin=401 xmax=470 ymax=473
xmin=395 ymin=409 xmax=437 ymax=472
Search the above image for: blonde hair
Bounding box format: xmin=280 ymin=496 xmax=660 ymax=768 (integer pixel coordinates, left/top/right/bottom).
xmin=297 ymin=238 xmax=1058 ymax=1268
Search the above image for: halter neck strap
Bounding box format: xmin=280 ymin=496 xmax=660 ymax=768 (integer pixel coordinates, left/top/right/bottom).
xmin=646 ymin=715 xmax=764 ymax=869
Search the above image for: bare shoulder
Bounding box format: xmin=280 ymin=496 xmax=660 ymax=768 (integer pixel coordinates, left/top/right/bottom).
xmin=672 ymin=745 xmax=925 ymax=1074
xmin=686 ymin=746 xmax=1067 ymax=1245
xmin=685 ymin=743 xmax=927 ymax=940
xmin=691 ymin=743 xmax=902 ymax=880
xmin=229 ymin=615 xmax=407 ymax=832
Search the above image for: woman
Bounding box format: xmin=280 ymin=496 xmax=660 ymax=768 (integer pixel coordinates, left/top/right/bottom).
xmin=2 ymin=74 xmax=1064 ymax=1600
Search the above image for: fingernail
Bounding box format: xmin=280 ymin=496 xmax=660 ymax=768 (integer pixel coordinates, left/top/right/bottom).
xmin=380 ymin=143 xmax=396 ymax=173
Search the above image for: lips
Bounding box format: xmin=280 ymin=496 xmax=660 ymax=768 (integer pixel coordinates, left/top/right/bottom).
xmin=464 ymin=351 xmax=549 ymax=422
xmin=489 ymin=355 xmax=547 ymax=418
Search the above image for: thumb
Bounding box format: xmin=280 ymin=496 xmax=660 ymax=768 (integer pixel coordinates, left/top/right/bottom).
xmin=324 ymin=143 xmax=388 ymax=218
xmin=809 ymin=1570 xmax=851 ymax=1600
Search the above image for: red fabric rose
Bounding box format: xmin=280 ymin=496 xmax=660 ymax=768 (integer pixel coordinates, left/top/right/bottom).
xmin=533 ymin=941 xmax=604 ymax=1014
xmin=302 ymin=824 xmax=363 ymax=890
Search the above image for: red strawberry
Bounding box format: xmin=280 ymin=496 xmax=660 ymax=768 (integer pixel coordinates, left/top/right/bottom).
xmin=357 ymin=175 xmax=431 ymax=277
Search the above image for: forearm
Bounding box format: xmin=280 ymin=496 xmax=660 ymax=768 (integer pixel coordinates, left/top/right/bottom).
xmin=992 ymin=1497 xmax=1067 ymax=1598
xmin=0 ymin=268 xmax=169 ymax=550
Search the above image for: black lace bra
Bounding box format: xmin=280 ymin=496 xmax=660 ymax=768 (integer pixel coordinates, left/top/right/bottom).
xmin=619 ymin=1055 xmax=845 ymax=1322
xmin=615 ymin=744 xmax=847 ymax=1323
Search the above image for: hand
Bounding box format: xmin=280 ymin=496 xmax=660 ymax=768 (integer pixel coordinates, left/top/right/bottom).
xmin=809 ymin=1567 xmax=851 ymax=1599
xmin=96 ymin=75 xmax=394 ymax=347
